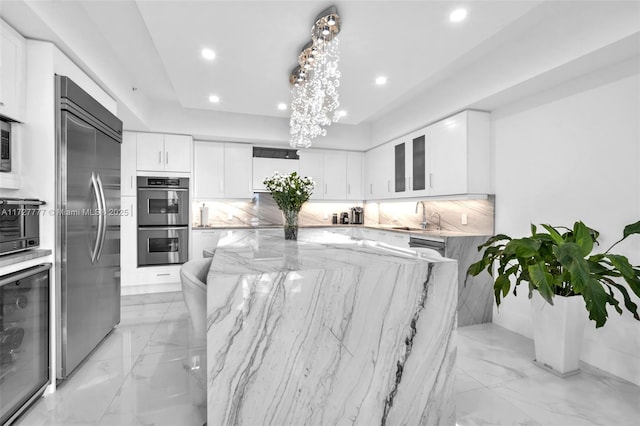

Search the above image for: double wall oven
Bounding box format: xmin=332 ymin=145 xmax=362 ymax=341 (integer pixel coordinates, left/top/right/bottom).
xmin=137 ymin=177 xmax=189 ymax=266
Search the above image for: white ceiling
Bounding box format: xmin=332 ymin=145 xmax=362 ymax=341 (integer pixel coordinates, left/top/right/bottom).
xmin=1 ymin=0 xmax=639 ymax=141
xmin=6 ymin=0 xmax=541 ymax=125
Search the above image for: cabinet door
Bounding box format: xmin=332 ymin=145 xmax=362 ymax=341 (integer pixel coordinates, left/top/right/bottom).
xmin=365 ymin=143 xmax=393 ymax=199
xmin=224 ymin=143 xmax=253 ymax=198
xmin=323 ymin=151 xmax=346 ymax=200
xmin=346 ymin=151 xmax=363 ymax=200
xmin=136 ymin=133 xmax=165 ymax=171
xmin=163 ymin=134 xmax=192 ymax=172
xmin=412 ymin=135 xmax=426 ymax=192
xmin=191 ymin=230 xmax=221 ymax=260
xmin=394 ymin=142 xmax=406 ymax=194
xmin=0 ymin=21 xmax=26 ymax=121
xmin=120 ymin=196 xmax=137 ymax=287
xmin=194 ymin=141 xmax=224 ymax=199
xmin=121 ymin=132 xmax=137 ymax=196
xmin=299 ymin=150 xmax=324 ymax=200
xmin=428 ymin=116 xmax=467 ymax=195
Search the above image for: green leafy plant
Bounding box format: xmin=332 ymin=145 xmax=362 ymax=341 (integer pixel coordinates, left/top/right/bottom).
xmin=467 ymin=220 xmax=640 ymax=328
xmin=263 ymin=171 xmax=315 ymax=212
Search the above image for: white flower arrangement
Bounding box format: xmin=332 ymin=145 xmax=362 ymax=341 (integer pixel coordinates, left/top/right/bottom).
xmin=263 ymin=171 xmax=315 ymax=212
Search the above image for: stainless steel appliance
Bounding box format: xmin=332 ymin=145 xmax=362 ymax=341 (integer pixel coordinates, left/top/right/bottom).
xmin=340 ymin=212 xmax=349 ymax=224
xmin=350 ymin=207 xmax=364 ymax=225
xmin=0 ymin=263 xmax=51 ymax=425
xmin=137 ymin=177 xmax=189 ymax=266
xmin=1 ymin=120 xmax=11 ymax=172
xmin=55 ymin=75 xmax=122 ymax=379
xmin=0 ymin=198 xmax=44 ymax=255
xmin=409 ymin=236 xmax=445 ymax=256
xmin=137 ymin=177 xmax=190 ymax=226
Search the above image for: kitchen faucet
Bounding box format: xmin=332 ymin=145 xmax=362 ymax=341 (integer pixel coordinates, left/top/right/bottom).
xmin=415 ymin=201 xmax=427 ymax=229
xmin=430 ymin=212 xmax=442 ymax=230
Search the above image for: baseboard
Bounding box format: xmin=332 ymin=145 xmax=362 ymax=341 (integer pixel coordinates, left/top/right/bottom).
xmin=121 ymin=282 xmax=181 ymax=295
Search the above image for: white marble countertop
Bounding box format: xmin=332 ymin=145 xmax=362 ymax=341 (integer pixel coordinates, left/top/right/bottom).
xmin=207 ymin=228 xmax=451 ymax=278
xmin=205 ymin=227 xmax=457 ymax=425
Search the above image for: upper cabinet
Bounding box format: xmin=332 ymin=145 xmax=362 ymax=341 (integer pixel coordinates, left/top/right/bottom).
xmin=193 ymin=141 xmax=253 ymax=199
xmin=298 ymin=149 xmax=363 ymax=201
xmin=121 ymin=132 xmax=138 ymax=196
xmin=366 ymin=110 xmax=490 ymax=200
xmin=136 ymin=132 xmax=192 ymax=172
xmin=0 ymin=20 xmax=26 ymax=122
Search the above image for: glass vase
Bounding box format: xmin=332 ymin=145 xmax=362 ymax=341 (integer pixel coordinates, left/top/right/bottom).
xmin=282 ymin=209 xmax=299 ymax=240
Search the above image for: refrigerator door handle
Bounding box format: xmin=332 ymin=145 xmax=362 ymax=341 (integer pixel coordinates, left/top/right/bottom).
xmin=89 ymin=172 xmax=104 ymax=264
xmin=95 ymin=173 xmax=108 ymax=262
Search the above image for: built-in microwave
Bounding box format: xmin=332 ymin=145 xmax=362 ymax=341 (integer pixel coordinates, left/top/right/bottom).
xmin=0 ymin=199 xmax=44 ymax=255
xmin=1 ymin=120 xmax=11 ymax=172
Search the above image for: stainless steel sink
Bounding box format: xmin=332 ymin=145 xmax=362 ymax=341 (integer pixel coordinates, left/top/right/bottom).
xmin=391 ymin=226 xmax=424 ymax=231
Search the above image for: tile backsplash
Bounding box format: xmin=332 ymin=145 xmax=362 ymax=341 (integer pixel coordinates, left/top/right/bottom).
xmin=192 ymin=194 xmax=362 ymax=227
xmin=368 ymin=196 xmax=495 ymax=234
xmin=192 ymin=194 xmax=494 ymax=234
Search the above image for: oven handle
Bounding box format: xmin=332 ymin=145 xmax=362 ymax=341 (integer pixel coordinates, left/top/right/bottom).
xmin=137 ymin=187 xmax=188 ymax=192
xmin=95 ymin=173 xmax=108 ymax=262
xmin=0 ymin=263 xmax=52 ymax=287
xmin=90 ymin=173 xmax=104 ymax=264
xmin=0 ymin=199 xmax=47 ymax=205
xmin=138 ymin=226 xmax=188 ymax=231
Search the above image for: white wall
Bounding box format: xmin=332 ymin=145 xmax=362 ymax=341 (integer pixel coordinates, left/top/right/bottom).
xmin=492 ymin=72 xmax=640 ymax=384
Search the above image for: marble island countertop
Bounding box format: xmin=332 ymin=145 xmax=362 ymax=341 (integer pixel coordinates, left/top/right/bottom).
xmin=193 ymin=223 xmax=491 ymax=238
xmin=206 ymin=228 xmax=457 ymax=425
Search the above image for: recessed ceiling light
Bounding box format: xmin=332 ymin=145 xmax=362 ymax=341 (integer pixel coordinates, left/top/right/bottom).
xmin=277 ymin=103 xmax=288 ymax=110
xmin=201 ymin=48 xmax=216 ymax=60
xmin=449 ymin=8 xmax=468 ymax=23
xmin=208 ymin=95 xmax=220 ymax=103
xmin=375 ymin=76 xmax=387 ymax=85
xmin=337 ymin=110 xmax=347 ymax=117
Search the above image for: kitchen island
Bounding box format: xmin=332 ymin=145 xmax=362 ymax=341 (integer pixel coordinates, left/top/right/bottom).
xmin=206 ymin=228 xmax=457 ymax=425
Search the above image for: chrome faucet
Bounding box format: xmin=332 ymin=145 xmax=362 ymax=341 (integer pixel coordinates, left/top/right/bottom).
xmin=415 ymin=201 xmax=427 ymax=229
xmin=429 ymin=212 xmax=442 ymax=230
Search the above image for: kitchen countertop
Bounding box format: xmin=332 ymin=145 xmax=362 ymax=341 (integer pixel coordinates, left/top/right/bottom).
xmin=205 ymin=228 xmax=456 ymax=425
xmin=193 ymin=224 xmax=491 ymax=238
xmin=0 ymin=249 xmax=53 ymax=270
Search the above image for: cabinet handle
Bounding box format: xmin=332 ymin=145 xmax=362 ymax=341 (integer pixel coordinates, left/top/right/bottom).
xmin=156 ymin=273 xmax=171 ymax=277
xmin=165 ymin=152 xmax=169 ymax=164
xmin=370 ymin=183 xmax=372 ymax=194
xmin=348 ymin=183 xmax=350 ymax=195
xmin=387 ymin=180 xmax=390 ymax=192
xmin=158 ymin=151 xmax=162 ymax=164
xmin=220 ymin=181 xmax=223 ymax=193
xmin=325 ymin=183 xmax=327 ymax=194
xmin=429 ymin=173 xmax=433 ymax=188
xmin=130 ymin=176 xmax=134 ymax=189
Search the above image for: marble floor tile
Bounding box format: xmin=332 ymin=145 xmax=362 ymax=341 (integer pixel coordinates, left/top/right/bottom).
xmin=456 ymin=386 xmax=543 ymax=426
xmin=456 ymin=370 xmax=485 ymax=394
xmin=121 ymin=291 xmax=183 ymax=307
xmin=120 ymin=302 xmax=171 ymax=326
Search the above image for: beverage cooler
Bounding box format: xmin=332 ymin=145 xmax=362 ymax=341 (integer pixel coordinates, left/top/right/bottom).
xmin=0 ymin=263 xmax=51 ymax=425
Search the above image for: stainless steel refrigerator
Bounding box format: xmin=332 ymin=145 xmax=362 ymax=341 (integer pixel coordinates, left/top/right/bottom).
xmin=55 ymin=75 xmax=122 ymax=379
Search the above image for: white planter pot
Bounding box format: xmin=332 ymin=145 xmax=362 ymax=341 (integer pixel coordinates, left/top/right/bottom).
xmin=530 ymin=292 xmax=587 ymax=376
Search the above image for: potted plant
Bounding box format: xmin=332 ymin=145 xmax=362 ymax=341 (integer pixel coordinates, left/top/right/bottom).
xmin=263 ymin=171 xmax=315 ymax=240
xmin=467 ymin=220 xmax=640 ymax=375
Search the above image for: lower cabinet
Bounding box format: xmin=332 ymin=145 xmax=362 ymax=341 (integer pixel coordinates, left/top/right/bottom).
xmin=191 ymin=229 xmax=221 ymax=260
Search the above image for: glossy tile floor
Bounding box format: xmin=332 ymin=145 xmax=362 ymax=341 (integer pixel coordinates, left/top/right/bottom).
xmin=15 ymin=292 xmax=640 ymax=425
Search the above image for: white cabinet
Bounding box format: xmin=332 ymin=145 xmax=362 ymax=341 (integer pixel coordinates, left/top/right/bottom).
xmin=120 ymin=196 xmax=137 ymax=288
xmin=0 ymin=20 xmax=26 ymax=122
xmin=121 ymin=132 xmax=137 ymax=196
xmin=299 ymin=150 xmax=324 ymax=200
xmin=346 ymin=152 xmax=364 ymax=200
xmin=191 ymin=229 xmax=221 ymax=260
xmin=193 ymin=141 xmax=253 ymax=199
xmin=194 ymin=141 xmax=224 ymax=199
xmin=299 ymin=149 xmax=363 ymax=201
xmin=365 ymin=110 xmax=490 ymax=200
xmin=427 ymin=110 xmax=491 ymax=195
xmin=323 ymin=151 xmax=346 ymax=199
xmin=224 ymin=143 xmax=253 ymax=198
xmin=365 ymin=143 xmax=394 ymax=200
xmin=136 ymin=132 xmax=192 ymax=172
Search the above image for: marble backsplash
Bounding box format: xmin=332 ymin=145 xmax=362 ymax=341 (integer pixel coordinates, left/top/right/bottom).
xmin=368 ymin=197 xmax=495 ymax=234
xmin=192 ymin=194 xmax=362 ymax=227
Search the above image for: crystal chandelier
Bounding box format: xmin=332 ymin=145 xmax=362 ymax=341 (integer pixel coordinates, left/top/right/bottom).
xmin=289 ymin=6 xmax=341 ymax=148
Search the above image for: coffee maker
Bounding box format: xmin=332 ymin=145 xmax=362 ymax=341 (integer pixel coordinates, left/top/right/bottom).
xmin=350 ymin=207 xmax=364 ymax=224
